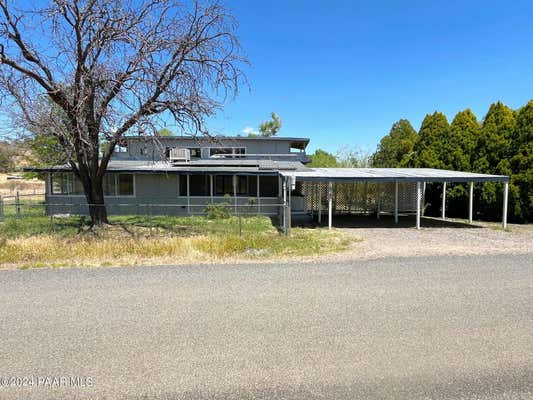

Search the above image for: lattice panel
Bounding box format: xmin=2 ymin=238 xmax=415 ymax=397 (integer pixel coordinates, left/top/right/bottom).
xmin=301 ymin=182 xmax=417 ymax=215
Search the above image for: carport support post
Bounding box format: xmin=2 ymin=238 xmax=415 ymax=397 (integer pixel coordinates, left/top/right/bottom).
xmin=318 ymin=185 xmax=322 ymax=224
xmin=394 ymin=181 xmax=399 ymax=224
xmin=416 ymin=181 xmax=422 ymax=229
xmin=468 ymin=182 xmax=474 ymax=224
xmin=441 ymin=182 xmax=446 ymax=220
xmin=328 ymin=182 xmax=333 ymax=229
xmin=282 ymin=177 xmax=287 ymax=234
xmin=376 ymin=183 xmax=381 ymax=220
xmin=502 ymin=181 xmax=509 ymax=229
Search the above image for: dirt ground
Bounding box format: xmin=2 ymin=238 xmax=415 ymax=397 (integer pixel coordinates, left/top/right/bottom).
xmin=299 ymin=215 xmax=533 ymax=261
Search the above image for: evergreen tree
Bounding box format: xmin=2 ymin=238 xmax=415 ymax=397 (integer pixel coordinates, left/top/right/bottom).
xmin=372 ymin=119 xmax=417 ymax=167
xmin=475 ymin=102 xmax=516 ymax=220
xmin=411 ymin=112 xmax=450 ymax=169
xmin=259 ymin=112 xmax=282 ymax=137
xmin=510 ymin=100 xmax=533 ymax=222
xmin=448 ymin=109 xmax=480 ymax=171
xmin=443 ymin=110 xmax=481 ymax=217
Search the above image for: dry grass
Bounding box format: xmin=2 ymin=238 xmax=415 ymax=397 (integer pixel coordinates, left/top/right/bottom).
xmin=0 ymin=173 xmax=44 ymax=197
xmin=0 ymin=222 xmax=356 ymax=269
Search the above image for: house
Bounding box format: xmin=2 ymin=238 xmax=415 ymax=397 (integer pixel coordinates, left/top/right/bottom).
xmin=28 ymin=135 xmax=510 ymax=230
xmin=33 ymin=135 xmax=311 ymax=217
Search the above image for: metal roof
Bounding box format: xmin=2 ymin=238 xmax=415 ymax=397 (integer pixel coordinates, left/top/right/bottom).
xmin=124 ymin=135 xmax=310 ymax=143
xmin=25 ymin=160 xmax=307 ymax=174
xmin=280 ymin=168 xmax=509 ymax=183
xmin=123 ymin=135 xmax=310 ymax=149
xmin=24 ymin=163 xmax=509 ymax=182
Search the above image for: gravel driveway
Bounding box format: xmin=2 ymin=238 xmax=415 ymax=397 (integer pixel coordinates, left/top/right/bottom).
xmin=0 ymin=254 xmax=532 ymax=399
xmin=322 ymin=215 xmax=533 ymax=261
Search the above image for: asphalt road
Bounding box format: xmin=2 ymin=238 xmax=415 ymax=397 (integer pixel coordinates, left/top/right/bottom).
xmin=0 ymin=254 xmax=532 ymax=400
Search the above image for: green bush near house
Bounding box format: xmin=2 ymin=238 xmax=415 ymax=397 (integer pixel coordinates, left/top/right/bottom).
xmin=205 ymin=194 xmax=233 ymax=219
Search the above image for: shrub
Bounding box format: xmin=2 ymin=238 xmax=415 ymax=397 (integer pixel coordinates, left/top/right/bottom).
xmin=205 ymin=195 xmax=233 ymax=219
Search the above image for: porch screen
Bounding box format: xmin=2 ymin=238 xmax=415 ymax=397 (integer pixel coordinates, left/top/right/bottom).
xmin=259 ymin=176 xmax=279 ymax=197
xmin=215 ymin=175 xmax=233 ymax=196
xmin=189 ymin=175 xmax=210 ymax=196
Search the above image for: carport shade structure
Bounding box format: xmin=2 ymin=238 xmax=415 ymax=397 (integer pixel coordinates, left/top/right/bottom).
xmin=279 ymin=168 xmax=510 ymax=230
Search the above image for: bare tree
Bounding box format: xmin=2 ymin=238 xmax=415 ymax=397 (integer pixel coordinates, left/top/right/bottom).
xmin=0 ymin=0 xmax=247 ymax=224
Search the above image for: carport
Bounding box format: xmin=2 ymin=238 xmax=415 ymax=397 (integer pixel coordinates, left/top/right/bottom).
xmin=279 ymin=168 xmax=509 ymax=231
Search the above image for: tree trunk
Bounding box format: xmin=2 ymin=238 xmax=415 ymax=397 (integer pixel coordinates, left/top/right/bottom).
xmin=89 ymin=195 xmax=109 ymax=225
xmin=87 ymin=182 xmax=109 ymax=225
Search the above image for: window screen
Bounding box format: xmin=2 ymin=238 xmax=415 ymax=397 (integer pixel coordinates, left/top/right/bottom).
xmin=259 ymin=176 xmax=279 ymax=197
xmin=189 ymin=175 xmax=210 ymax=196
xmin=118 ymin=174 xmax=134 ymax=196
xmin=215 ymin=175 xmax=234 ymax=196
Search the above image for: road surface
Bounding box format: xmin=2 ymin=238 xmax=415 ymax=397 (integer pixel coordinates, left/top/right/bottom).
xmin=1 ymin=254 xmax=532 ymax=399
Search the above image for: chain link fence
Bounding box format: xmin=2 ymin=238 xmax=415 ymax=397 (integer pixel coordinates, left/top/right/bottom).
xmin=0 ymin=192 xmax=291 ymax=237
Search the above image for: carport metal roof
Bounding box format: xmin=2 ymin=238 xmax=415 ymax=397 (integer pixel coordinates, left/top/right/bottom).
xmin=280 ymin=168 xmax=509 ymax=183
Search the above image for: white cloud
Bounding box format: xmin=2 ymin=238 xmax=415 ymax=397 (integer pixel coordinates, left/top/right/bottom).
xmin=242 ymin=126 xmax=258 ymax=136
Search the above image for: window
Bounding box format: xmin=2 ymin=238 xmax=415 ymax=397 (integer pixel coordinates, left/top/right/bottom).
xmin=215 ymin=175 xmax=234 ymax=196
xmin=233 ymin=148 xmax=245 ymax=158
xmin=103 ymin=175 xmax=115 ymax=196
xmin=189 ymin=175 xmax=210 ymax=196
xmin=236 ymin=175 xmax=258 ymax=197
xmin=259 ymin=176 xmax=279 ymax=197
xmin=51 ymin=173 xmax=69 ymax=195
xmin=115 ymin=144 xmax=128 ymax=153
xmin=189 ymin=148 xmax=201 ymax=158
xmin=51 ymin=173 xmax=84 ymax=195
xmin=103 ymin=174 xmax=134 ymax=196
xmin=51 ymin=173 xmax=134 ymax=196
xmin=210 ymin=147 xmax=246 ymax=158
xmin=179 ymin=175 xmax=187 ymax=196
xmin=118 ymin=174 xmax=134 ymax=196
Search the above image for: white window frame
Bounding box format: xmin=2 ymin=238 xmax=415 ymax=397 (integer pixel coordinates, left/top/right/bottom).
xmin=48 ymin=172 xmax=136 ymax=198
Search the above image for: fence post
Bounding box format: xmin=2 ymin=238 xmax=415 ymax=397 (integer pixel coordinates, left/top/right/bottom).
xmin=239 ymin=214 xmax=242 ymax=237
xmin=0 ymin=195 xmax=3 ymax=222
xmin=15 ymin=190 xmax=20 ymax=219
xmin=50 ymin=213 xmax=54 ymax=232
xmin=149 ymin=204 xmax=153 ymax=236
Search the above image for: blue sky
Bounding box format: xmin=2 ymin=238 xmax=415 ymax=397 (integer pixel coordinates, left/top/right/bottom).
xmin=206 ymin=0 xmax=533 ymax=153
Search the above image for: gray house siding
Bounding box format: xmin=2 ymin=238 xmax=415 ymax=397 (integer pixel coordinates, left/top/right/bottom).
xmin=44 ymin=172 xmax=286 ymax=216
xmin=120 ymin=137 xmax=308 ymax=163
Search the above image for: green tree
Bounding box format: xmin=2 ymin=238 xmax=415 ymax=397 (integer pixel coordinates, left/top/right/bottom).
xmin=308 ymin=149 xmax=338 ymax=167
xmin=0 ymin=143 xmax=16 ymax=172
xmin=510 ymin=100 xmax=533 ymax=222
xmin=372 ymin=119 xmax=417 ymax=167
xmin=157 ymin=128 xmax=174 ymax=137
xmin=475 ymin=102 xmax=516 ymax=220
xmin=411 ymin=112 xmax=450 ymax=169
xmin=447 ymin=109 xmax=480 ymax=171
xmin=259 ymin=112 xmax=282 ymax=137
xmin=444 ymin=110 xmax=481 ymax=217
xmin=25 ymin=134 xmax=67 ymax=167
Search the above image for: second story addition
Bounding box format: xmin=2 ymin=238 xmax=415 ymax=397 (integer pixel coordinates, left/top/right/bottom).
xmin=113 ymin=136 xmax=310 ymax=164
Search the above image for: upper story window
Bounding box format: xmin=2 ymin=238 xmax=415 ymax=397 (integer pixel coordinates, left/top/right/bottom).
xmin=210 ymin=147 xmax=245 ymax=158
xmin=189 ymin=148 xmax=201 ymax=158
